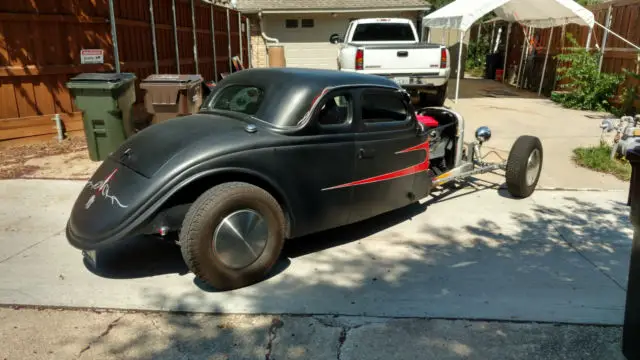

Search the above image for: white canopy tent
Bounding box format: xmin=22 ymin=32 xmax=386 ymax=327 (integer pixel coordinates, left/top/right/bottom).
xmin=422 ymin=0 xmax=595 ymax=103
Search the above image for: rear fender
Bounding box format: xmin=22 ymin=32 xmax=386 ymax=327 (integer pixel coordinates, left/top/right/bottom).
xmin=149 ymin=167 xmax=295 ymax=238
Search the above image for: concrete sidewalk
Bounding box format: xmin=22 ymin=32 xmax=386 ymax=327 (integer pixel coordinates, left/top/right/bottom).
xmin=0 ymin=179 xmax=632 ymax=325
xmin=0 ymin=307 xmax=625 ymax=360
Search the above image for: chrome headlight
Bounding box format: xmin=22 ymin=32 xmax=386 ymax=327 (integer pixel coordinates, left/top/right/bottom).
xmin=475 ymin=126 xmax=492 ymax=143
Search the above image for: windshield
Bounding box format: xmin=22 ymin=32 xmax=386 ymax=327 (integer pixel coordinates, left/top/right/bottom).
xmin=207 ymin=85 xmax=265 ymax=116
xmin=352 ymin=23 xmax=416 ymax=42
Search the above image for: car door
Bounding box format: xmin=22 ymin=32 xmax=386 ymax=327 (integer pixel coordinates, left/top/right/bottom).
xmin=348 ymin=87 xmax=428 ymax=223
xmin=284 ymin=88 xmax=359 ymax=236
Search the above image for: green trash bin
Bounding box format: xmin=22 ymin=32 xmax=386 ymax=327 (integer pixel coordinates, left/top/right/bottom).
xmin=66 ymin=72 xmax=137 ymax=161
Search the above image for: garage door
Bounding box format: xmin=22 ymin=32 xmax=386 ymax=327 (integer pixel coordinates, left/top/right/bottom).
xmin=282 ymin=43 xmax=340 ymax=70
xmin=264 ymin=15 xmax=345 ymax=70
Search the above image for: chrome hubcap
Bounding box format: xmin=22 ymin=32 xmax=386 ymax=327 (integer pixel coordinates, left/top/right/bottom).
xmin=213 ymin=209 xmax=268 ymax=269
xmin=526 ymin=149 xmax=541 ymax=186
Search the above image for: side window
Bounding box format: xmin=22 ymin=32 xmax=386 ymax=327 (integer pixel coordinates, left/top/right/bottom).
xmin=361 ymin=92 xmax=408 ymax=123
xmin=317 ymin=94 xmax=351 ymax=126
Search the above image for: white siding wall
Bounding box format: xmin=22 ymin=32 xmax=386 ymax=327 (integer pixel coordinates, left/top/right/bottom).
xmin=262 ymin=11 xmax=421 ymax=70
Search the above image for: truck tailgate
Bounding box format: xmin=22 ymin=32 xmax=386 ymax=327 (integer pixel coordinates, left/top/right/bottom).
xmin=360 ymin=44 xmax=443 ymax=73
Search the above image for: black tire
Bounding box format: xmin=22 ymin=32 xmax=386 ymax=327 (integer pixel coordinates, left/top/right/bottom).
xmin=433 ymin=83 xmax=448 ymax=107
xmin=505 ymin=135 xmax=543 ymax=199
xmin=179 ymin=182 xmax=286 ymax=290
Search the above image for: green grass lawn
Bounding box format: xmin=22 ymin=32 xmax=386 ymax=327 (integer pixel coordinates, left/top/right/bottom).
xmin=572 ymin=143 xmax=632 ymax=181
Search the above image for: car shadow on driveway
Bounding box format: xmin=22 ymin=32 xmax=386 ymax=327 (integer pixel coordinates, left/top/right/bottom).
xmin=83 ymin=178 xmax=502 ymax=291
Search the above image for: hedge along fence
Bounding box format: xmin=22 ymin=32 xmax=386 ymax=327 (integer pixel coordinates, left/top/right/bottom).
xmin=467 ymin=0 xmax=640 ymax=101
xmin=0 ymin=0 xmax=250 ymax=148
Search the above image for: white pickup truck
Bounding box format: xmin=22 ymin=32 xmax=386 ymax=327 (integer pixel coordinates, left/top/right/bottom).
xmin=331 ymin=18 xmax=451 ymax=106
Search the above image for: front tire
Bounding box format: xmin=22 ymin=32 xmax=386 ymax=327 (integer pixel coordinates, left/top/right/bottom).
xmin=505 ymin=136 xmax=543 ymax=198
xmin=179 ymin=182 xmax=286 ymax=290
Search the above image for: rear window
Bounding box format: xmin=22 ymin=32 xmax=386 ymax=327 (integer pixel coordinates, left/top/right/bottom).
xmin=352 ymin=23 xmax=415 ymax=42
xmin=210 ymin=85 xmax=265 ymax=115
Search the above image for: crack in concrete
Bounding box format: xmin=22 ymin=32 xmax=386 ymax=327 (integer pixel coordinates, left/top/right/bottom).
xmin=337 ymin=327 xmax=348 ymax=360
xmin=536 ymin=198 xmax=628 ymax=292
xmin=0 ymin=229 xmax=64 ymax=264
xmin=265 ymin=317 xmax=284 ymax=360
xmin=311 ymin=316 xmax=380 ymax=360
xmin=77 ymin=314 xmax=124 ymax=357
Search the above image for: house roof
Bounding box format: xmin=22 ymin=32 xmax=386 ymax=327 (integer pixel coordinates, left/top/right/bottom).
xmin=236 ymin=0 xmax=431 ymax=13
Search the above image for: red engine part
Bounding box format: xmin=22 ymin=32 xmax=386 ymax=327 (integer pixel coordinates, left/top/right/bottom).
xmin=416 ymin=114 xmax=439 ymax=128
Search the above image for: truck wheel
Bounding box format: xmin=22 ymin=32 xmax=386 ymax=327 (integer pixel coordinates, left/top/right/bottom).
xmin=505 ymin=136 xmax=543 ymax=199
xmin=433 ymin=84 xmax=448 ymax=106
xmin=179 ymin=182 xmax=286 ymax=290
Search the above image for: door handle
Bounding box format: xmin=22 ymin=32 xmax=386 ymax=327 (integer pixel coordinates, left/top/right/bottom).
xmin=358 ymin=148 xmax=375 ymax=159
xmin=397 ymin=51 xmax=408 ymax=57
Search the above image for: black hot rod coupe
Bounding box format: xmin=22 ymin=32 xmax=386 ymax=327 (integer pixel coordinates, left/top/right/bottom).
xmin=66 ymin=68 xmax=543 ymax=290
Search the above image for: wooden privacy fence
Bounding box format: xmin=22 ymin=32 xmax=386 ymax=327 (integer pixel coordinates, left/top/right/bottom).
xmin=0 ymin=0 xmax=250 ymax=147
xmin=469 ymin=0 xmax=640 ymax=98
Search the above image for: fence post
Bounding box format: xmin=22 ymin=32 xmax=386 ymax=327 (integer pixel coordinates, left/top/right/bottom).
xmin=238 ymin=12 xmax=243 ymax=65
xmin=246 ymin=17 xmax=252 ymax=68
xmin=108 ymin=0 xmax=120 ymax=73
xmin=190 ymin=0 xmax=199 ymax=74
xmin=210 ymin=4 xmax=218 ymax=80
xmin=538 ymin=27 xmax=554 ymax=96
xmin=172 ymin=0 xmax=180 ymax=73
xmin=599 ymin=4 xmax=613 ymax=73
xmin=516 ymin=25 xmax=530 ymax=88
xmin=226 ymin=8 xmax=232 ymax=72
xmin=149 ymin=0 xmax=159 ymax=74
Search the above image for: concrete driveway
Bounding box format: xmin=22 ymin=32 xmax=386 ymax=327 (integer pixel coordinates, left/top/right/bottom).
xmin=447 ymin=79 xmax=628 ymax=190
xmin=0 ymin=178 xmax=632 ymax=325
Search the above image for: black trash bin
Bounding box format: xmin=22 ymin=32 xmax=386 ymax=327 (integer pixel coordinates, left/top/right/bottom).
xmin=623 ymin=144 xmax=640 ymax=359
xmin=484 ymin=53 xmax=503 ymax=80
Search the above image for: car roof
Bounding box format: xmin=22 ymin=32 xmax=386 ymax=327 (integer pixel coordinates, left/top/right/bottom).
xmin=220 ymin=67 xmax=400 ymax=89
xmin=210 ymin=68 xmax=401 ymax=127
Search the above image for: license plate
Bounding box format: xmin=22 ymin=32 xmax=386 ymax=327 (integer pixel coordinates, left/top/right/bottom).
xmin=393 ymin=77 xmax=410 ymax=85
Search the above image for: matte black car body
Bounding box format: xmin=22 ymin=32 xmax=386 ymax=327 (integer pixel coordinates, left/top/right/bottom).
xmin=66 ymin=68 xmax=436 ymax=251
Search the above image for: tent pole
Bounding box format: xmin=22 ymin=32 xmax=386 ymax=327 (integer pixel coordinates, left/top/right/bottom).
xmin=455 ymin=30 xmax=464 ymax=103
xmin=502 ymin=23 xmax=511 ymax=84
xmin=538 ymin=27 xmax=554 ymax=96
xmin=490 ymin=22 xmax=496 ymax=52
xmin=586 ymin=25 xmax=593 ymax=50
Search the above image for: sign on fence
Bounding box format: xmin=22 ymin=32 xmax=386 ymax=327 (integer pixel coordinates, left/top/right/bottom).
xmin=80 ymin=49 xmax=104 ymax=64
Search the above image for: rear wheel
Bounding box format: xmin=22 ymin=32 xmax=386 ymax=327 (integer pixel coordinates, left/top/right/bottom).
xmin=433 ymin=83 xmax=448 ymax=107
xmin=505 ymin=136 xmax=543 ymax=198
xmin=179 ymin=182 xmax=286 ymax=290
xmin=419 ymin=84 xmax=448 ymax=107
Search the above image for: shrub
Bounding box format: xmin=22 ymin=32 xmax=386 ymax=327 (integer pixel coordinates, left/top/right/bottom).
xmin=572 ymin=142 xmax=632 ymax=181
xmin=618 ymin=68 xmax=640 ymax=116
xmin=554 ymin=34 xmax=624 ymax=112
